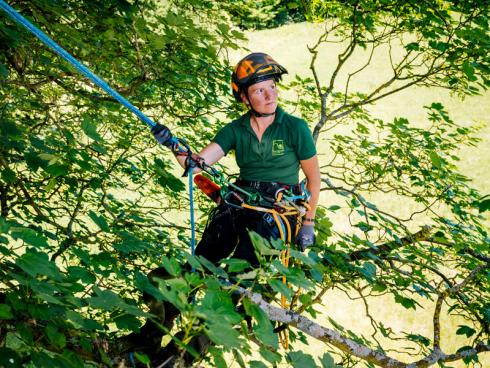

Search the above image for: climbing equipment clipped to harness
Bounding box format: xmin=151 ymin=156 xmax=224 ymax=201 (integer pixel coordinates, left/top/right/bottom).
xmin=194 ymin=174 xmax=310 ymax=349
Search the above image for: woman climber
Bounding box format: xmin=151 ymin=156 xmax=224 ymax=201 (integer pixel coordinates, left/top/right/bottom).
xmin=125 ymin=53 xmax=322 ymax=365
xmin=153 ymin=52 xmax=321 ymax=265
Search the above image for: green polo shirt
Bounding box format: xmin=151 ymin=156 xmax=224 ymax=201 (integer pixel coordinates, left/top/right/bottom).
xmin=212 ymin=106 xmax=316 ymax=185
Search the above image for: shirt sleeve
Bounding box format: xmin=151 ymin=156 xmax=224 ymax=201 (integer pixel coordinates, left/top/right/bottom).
xmin=295 ymin=119 xmax=317 ymax=160
xmin=212 ymin=123 xmax=236 ymax=156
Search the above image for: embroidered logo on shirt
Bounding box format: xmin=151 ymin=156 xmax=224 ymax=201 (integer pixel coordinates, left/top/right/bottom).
xmin=272 ymin=140 xmax=285 ymax=156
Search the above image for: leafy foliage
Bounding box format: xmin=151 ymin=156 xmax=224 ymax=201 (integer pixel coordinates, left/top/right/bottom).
xmin=1 ymin=0 xmax=489 ymax=367
xmin=223 ymin=0 xmax=306 ymax=30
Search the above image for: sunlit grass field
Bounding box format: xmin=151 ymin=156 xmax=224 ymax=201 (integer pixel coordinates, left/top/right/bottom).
xmin=220 ymin=22 xmax=490 ymax=367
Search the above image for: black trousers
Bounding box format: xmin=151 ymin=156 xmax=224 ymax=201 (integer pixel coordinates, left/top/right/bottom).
xmin=195 ymin=202 xmax=297 ymax=267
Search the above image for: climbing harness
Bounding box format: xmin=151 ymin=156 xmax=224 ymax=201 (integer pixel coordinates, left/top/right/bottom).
xmin=1 ymin=0 xmax=310 ymax=350
xmin=195 ymin=174 xmax=311 ymax=349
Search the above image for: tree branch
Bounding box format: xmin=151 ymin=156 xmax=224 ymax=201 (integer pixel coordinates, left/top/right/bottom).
xmin=348 ymin=226 xmax=432 ymax=261
xmin=234 ymin=286 xmax=490 ymax=368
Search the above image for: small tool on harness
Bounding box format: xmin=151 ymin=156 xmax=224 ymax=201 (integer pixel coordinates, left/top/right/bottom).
xmin=194 ymin=174 xmax=221 ymax=203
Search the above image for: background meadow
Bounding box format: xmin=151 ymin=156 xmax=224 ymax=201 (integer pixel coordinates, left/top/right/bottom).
xmin=215 ymin=21 xmax=490 ymax=367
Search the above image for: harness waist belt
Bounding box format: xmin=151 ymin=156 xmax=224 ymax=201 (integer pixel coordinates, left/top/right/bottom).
xmin=235 ymin=179 xmax=301 ymax=196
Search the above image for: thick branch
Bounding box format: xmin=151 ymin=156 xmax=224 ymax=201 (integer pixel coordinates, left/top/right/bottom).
xmin=235 ymin=286 xmax=490 ymax=368
xmin=236 ymin=285 xmax=406 ymax=367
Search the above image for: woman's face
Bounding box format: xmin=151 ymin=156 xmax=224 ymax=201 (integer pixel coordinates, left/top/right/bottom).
xmin=241 ymin=79 xmax=278 ymax=115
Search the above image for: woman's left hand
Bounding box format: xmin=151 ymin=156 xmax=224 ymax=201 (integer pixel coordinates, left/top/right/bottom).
xmin=296 ymin=223 xmax=315 ymax=251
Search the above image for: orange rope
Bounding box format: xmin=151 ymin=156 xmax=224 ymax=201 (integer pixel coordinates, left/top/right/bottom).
xmin=240 ymin=200 xmax=305 ymax=350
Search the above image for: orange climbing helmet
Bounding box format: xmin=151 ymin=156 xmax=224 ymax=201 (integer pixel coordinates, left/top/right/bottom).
xmin=231 ymin=52 xmax=288 ymax=102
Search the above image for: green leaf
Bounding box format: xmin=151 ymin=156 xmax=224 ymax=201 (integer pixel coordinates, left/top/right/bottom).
xmin=272 ymin=261 xmax=314 ymax=290
xmin=0 ymin=63 xmax=9 ymax=78
xmin=42 ymin=178 xmax=57 ymax=191
xmin=456 ymin=325 xmax=476 ymax=338
xmin=372 ymin=283 xmax=387 ymax=292
xmin=429 ymin=151 xmax=443 ymax=168
xmin=250 ymin=361 xmax=268 ymax=368
xmin=209 ymin=347 xmax=227 ymax=368
xmin=65 ymin=310 xmax=103 ymax=331
xmin=134 ymin=352 xmax=150 ymax=365
xmin=221 ymin=258 xmax=250 ymax=273
xmin=287 ymin=351 xmax=317 ymax=367
xmin=88 ymin=210 xmax=109 ymax=232
xmin=405 ymin=42 xmax=420 ymax=51
xmin=206 ymin=321 xmax=242 ymax=348
xmin=0 ymin=347 xmax=21 ymax=368
xmin=161 ymin=256 xmax=182 ymax=277
xmin=45 ymin=325 xmax=66 ymax=349
xmin=0 ymin=304 xmax=13 ymax=319
xmin=135 ymin=271 xmax=164 ymax=301
xmin=243 ymin=298 xmax=278 ymax=349
xmin=359 ymin=262 xmax=377 ymax=281
xmin=90 ymin=142 xmax=107 ymax=154
xmin=462 ymin=61 xmax=476 ymax=79
xmin=196 ymin=290 xmax=241 ymax=325
xmin=151 ymin=35 xmax=167 ymax=49
xmin=183 ymin=253 xmax=204 ymax=271
xmin=0 ymin=217 xmax=10 ymax=233
xmin=114 ymin=314 xmax=141 ymax=331
xmin=10 ymin=226 xmax=49 ymax=248
xmin=197 ymin=256 xmax=228 ymax=278
xmin=1 ymin=168 xmax=16 ymax=183
xmin=355 ymin=221 xmax=373 ymax=232
xmin=58 ymin=351 xmax=84 ymax=368
xmin=30 ymin=352 xmax=63 ymax=368
xmin=259 ymin=347 xmax=282 ymax=364
xmin=67 ymin=266 xmax=96 ymax=284
xmin=232 ymin=349 xmax=247 ymax=368
xmin=394 ymin=294 xmax=417 ymax=310
xmin=478 ymin=198 xmax=490 ymax=212
xmin=250 ymin=231 xmax=280 ymax=256
xmin=407 ymin=333 xmax=431 ymax=346
xmin=38 ymin=153 xmax=60 ymax=165
xmin=81 ymin=118 xmax=102 ymax=141
xmin=320 ymin=353 xmax=341 ymax=368
xmin=320 ymin=353 xmax=338 ymax=368
xmin=268 ymin=279 xmax=293 ymax=300
xmin=87 ymin=288 xmax=124 ymax=310
xmin=16 ymin=250 xmax=63 ymax=281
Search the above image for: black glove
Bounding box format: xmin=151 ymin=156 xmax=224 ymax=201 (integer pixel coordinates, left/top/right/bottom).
xmin=151 ymin=123 xmax=173 ymax=148
xmin=296 ymin=223 xmax=315 ymax=251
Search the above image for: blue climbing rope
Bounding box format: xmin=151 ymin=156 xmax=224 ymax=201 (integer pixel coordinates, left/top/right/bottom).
xmin=189 ymin=169 xmax=196 ymax=272
xmin=128 ymin=352 xmax=136 ymax=368
xmin=0 ymin=0 xmax=197 ymax=258
xmin=189 ymin=170 xmax=196 ymax=257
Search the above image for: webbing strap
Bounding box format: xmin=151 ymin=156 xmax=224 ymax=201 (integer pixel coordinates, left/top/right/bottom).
xmin=0 ymin=0 xmax=157 ymax=129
